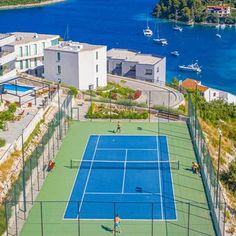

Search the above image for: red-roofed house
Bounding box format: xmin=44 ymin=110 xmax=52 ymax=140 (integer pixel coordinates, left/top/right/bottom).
xmin=180 ymin=78 xmax=208 ymax=93
xmin=206 ymin=5 xmax=231 ymax=17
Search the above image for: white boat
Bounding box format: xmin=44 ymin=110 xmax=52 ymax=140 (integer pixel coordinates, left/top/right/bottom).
xmin=216 ymin=33 xmax=222 ymax=38
xmin=143 ymin=27 xmax=153 ymax=37
xmin=171 ymin=51 xmax=179 ymax=56
xmin=143 ymin=17 xmax=153 ymax=37
xmin=173 ymin=10 xmax=183 ymax=32
xmin=220 ymin=24 xmax=226 ymax=29
xmin=153 ymin=20 xmax=168 ymax=45
xmin=173 ymin=25 xmax=183 ymax=32
xmin=178 ymin=61 xmax=201 ymax=73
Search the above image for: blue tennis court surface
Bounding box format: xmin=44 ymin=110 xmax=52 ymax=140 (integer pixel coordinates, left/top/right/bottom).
xmin=64 ymin=135 xmax=177 ymax=220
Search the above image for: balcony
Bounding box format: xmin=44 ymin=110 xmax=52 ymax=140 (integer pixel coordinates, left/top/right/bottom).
xmin=0 ymin=50 xmax=16 ymax=66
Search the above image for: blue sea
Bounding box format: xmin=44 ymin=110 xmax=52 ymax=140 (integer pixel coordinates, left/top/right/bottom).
xmin=0 ymin=0 xmax=236 ymax=94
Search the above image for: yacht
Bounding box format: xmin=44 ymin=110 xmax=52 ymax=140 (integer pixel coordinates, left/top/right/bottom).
xmin=178 ymin=61 xmax=201 ymax=73
xmin=143 ymin=27 xmax=153 ymax=37
xmin=173 ymin=25 xmax=183 ymax=32
xmin=153 ymin=20 xmax=168 ymax=45
xmin=143 ymin=17 xmax=153 ymax=37
xmin=171 ymin=51 xmax=179 ymax=56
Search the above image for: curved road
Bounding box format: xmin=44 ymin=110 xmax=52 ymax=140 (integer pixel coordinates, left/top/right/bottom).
xmin=108 ymin=74 xmax=184 ymax=108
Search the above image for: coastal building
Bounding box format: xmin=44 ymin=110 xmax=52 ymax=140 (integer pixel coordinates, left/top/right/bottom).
xmin=107 ymin=48 xmax=166 ymax=85
xmin=0 ymin=33 xmax=16 ymax=82
xmin=7 ymin=32 xmax=60 ymax=77
xmin=206 ymin=5 xmax=231 ymax=17
xmin=180 ymin=78 xmax=236 ymax=104
xmin=44 ymin=41 xmax=107 ymax=90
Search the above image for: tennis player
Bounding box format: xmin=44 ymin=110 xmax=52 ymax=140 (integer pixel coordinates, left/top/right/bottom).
xmin=113 ymin=214 xmax=121 ymax=234
xmin=116 ymin=121 xmax=121 ymax=133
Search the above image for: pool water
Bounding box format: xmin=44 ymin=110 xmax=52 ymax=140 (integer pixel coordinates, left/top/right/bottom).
xmin=3 ymin=84 xmax=34 ymax=92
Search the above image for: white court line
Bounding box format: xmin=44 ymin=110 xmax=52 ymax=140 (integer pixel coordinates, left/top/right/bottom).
xmin=85 ymin=192 xmax=161 ymax=195
xmin=122 ymin=149 xmax=128 ymax=194
xmin=156 ymin=136 xmax=164 ymax=219
xmin=96 ymin=148 xmax=157 ymax=151
xmin=79 ymin=136 xmax=100 ymax=213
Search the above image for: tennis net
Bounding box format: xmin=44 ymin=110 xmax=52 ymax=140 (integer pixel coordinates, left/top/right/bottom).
xmin=70 ymin=159 xmax=180 ymax=170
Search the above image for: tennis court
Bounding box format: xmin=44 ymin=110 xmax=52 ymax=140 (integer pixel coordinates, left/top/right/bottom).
xmin=20 ymin=122 xmax=216 ymax=236
xmin=64 ymin=135 xmax=176 ymax=220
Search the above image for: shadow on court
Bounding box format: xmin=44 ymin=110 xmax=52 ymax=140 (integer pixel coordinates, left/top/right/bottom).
xmin=101 ymin=225 xmax=113 ymax=233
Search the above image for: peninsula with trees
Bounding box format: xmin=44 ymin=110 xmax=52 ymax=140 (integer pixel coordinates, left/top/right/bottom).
xmin=0 ymin=0 xmax=64 ymax=9
xmin=152 ymin=0 xmax=236 ymax=25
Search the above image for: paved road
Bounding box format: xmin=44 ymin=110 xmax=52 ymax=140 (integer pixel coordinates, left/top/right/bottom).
xmin=108 ymin=74 xmax=184 ymax=108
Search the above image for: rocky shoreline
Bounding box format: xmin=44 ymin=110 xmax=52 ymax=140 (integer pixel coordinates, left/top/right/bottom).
xmin=0 ymin=0 xmax=64 ymax=10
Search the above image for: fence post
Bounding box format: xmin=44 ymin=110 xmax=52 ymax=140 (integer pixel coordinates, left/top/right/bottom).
xmin=223 ymin=202 xmax=226 ymax=236
xmin=29 ymin=158 xmax=34 ymax=204
xmin=40 ymin=201 xmax=44 ymax=236
xmin=14 ymin=190 xmax=18 ymax=236
xmin=187 ymin=202 xmax=191 ymax=236
xmin=4 ymin=201 xmax=9 ymax=236
xmin=114 ymin=202 xmax=116 ymax=236
xmin=109 ymin=91 xmax=112 ymax=122
xmin=21 ymin=131 xmax=27 ymax=217
xmin=168 ymin=90 xmax=170 ymax=122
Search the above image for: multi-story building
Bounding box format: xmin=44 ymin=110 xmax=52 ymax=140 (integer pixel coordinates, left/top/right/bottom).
xmin=107 ymin=48 xmax=166 ymax=85
xmin=206 ymin=5 xmax=231 ymax=17
xmin=8 ymin=32 xmax=59 ymax=77
xmin=44 ymin=41 xmax=107 ymax=90
xmin=0 ymin=33 xmax=16 ymax=83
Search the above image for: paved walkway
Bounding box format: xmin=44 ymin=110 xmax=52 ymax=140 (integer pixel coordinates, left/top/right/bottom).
xmin=108 ymin=74 xmax=184 ymax=108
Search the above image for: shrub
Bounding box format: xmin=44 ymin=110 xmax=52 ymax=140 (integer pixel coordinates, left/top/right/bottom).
xmin=68 ymin=86 xmax=78 ymax=97
xmin=0 ymin=138 xmax=6 ymax=147
xmin=0 ymin=205 xmax=6 ymax=236
xmin=8 ymin=103 xmax=17 ymax=113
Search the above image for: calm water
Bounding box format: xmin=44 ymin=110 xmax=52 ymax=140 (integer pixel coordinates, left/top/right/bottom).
xmin=0 ymin=0 xmax=236 ymax=94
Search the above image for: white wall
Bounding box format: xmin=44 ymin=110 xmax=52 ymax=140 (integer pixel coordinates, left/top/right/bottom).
xmin=204 ymin=88 xmax=220 ymax=102
xmin=44 ymin=49 xmax=79 ymax=87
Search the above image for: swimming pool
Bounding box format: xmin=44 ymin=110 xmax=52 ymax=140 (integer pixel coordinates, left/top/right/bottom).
xmin=3 ymin=83 xmax=35 ymax=92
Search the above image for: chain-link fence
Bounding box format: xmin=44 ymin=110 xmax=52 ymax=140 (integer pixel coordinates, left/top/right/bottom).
xmin=4 ymin=200 xmax=216 ymax=236
xmin=3 ymin=94 xmax=73 ymax=236
xmin=187 ymin=93 xmax=226 ymax=236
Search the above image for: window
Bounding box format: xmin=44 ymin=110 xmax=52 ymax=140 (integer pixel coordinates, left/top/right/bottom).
xmin=116 ymin=63 xmax=122 ymax=69
xmin=34 ymin=58 xmax=37 ymax=67
xmin=25 ymin=46 xmax=29 ymax=56
xmin=57 ymin=52 xmax=61 ymax=61
xmin=96 ymin=51 xmax=98 ymax=60
xmin=19 ymin=47 xmax=23 ymax=57
xmin=42 ymin=42 xmax=46 ymax=49
xmin=20 ymin=61 xmax=23 ymax=70
xmin=213 ymin=92 xmax=216 ymax=97
xmin=157 ymin=67 xmax=159 ymax=73
xmin=96 ymin=77 xmax=99 ymax=87
xmin=130 ymin=66 xmax=136 ymax=72
xmin=145 ymin=69 xmax=153 ymax=75
xmin=51 ymin=39 xmax=59 ymax=46
xmin=96 ymin=64 xmax=98 ymax=73
xmin=25 ymin=60 xmax=29 ymax=69
xmin=34 ymin=44 xmax=37 ymax=55
xmin=57 ymin=65 xmax=61 ymax=75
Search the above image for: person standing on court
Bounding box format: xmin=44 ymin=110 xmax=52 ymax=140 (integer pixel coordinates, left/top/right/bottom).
xmin=113 ymin=214 xmax=121 ymax=234
xmin=116 ymin=121 xmax=121 ymax=133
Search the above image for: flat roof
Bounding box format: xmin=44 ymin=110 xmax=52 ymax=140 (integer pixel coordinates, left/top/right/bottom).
xmin=11 ymin=32 xmax=59 ymax=45
xmin=107 ymin=48 xmax=139 ymax=60
xmin=0 ymin=33 xmax=13 ymax=40
xmin=46 ymin=41 xmax=105 ymax=52
xmin=126 ymin=54 xmax=163 ymax=65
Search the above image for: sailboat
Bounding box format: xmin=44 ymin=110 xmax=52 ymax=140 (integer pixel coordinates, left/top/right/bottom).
xmin=143 ymin=17 xmax=153 ymax=37
xmin=173 ymin=11 xmax=183 ymax=32
xmin=216 ymin=17 xmax=222 ymax=38
xmin=153 ymin=20 xmax=168 ymax=46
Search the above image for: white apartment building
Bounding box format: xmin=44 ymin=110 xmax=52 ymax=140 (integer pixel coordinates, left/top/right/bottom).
xmin=44 ymin=41 xmax=107 ymax=90
xmin=0 ymin=33 xmax=16 ymax=83
xmin=107 ymin=48 xmax=166 ymax=85
xmin=7 ymin=32 xmax=59 ymax=77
